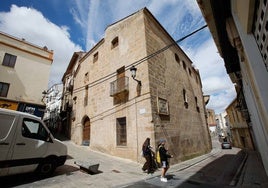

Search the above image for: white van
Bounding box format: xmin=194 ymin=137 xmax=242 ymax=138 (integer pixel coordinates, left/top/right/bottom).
xmin=0 ymin=108 xmax=67 ymax=177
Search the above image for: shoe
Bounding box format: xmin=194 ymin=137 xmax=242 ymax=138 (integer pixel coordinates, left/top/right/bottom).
xmin=160 ymin=177 xmax=167 ymax=182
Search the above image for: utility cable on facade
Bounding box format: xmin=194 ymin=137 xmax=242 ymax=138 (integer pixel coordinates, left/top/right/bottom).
xmin=71 ymin=25 xmax=208 ymax=95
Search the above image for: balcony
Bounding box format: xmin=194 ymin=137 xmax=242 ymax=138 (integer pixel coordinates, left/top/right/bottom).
xmin=110 ymin=76 xmax=129 ymax=97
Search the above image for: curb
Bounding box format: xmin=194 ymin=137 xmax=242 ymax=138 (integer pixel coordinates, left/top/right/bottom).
xmin=127 ymin=148 xmax=221 ymax=184
xmin=229 ymin=150 xmax=248 ymax=186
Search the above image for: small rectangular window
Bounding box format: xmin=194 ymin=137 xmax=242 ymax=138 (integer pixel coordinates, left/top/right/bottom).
xmin=175 ymin=53 xmax=180 ymax=63
xmin=111 ymin=37 xmax=119 ymax=49
xmin=84 ymin=86 xmax=88 ymax=106
xmin=84 ymin=72 xmax=89 ymax=83
xmin=0 ymin=82 xmax=10 ymax=97
xmin=93 ymin=52 xmax=98 ymax=62
xmin=116 ymin=117 xmax=127 ymax=146
xmin=188 ymin=68 xmax=192 ymax=76
xmin=183 ymin=61 xmax=186 ymax=70
xmin=195 ymin=96 xmax=200 ymax=112
xmin=183 ymin=89 xmax=188 ymax=109
xmin=2 ymin=53 xmax=17 ymax=67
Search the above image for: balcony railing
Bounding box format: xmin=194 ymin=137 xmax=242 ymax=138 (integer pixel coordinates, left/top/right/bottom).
xmin=110 ymin=76 xmax=129 ymax=97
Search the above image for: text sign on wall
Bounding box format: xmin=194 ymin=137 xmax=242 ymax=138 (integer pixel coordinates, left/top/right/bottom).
xmin=157 ymin=97 xmax=169 ymax=115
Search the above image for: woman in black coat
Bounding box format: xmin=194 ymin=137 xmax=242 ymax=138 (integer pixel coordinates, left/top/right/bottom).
xmin=141 ymin=138 xmax=154 ymax=174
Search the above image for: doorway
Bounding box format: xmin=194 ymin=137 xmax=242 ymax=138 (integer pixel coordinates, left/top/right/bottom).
xmin=82 ymin=116 xmax=90 ymax=146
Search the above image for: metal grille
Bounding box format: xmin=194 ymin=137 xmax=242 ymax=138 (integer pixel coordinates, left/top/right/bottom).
xmin=110 ymin=76 xmax=129 ymax=96
xmin=253 ymin=0 xmax=268 ymax=70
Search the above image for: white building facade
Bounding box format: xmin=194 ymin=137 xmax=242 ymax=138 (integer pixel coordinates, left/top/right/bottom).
xmin=197 ymin=0 xmax=268 ymax=175
xmin=0 ymin=31 xmax=53 ymax=117
xmin=43 ymin=83 xmax=63 ymax=133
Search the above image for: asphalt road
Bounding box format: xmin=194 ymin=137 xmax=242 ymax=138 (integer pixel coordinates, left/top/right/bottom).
xmin=0 ymin=138 xmax=245 ymax=188
xmin=122 ymin=146 xmax=245 ymax=188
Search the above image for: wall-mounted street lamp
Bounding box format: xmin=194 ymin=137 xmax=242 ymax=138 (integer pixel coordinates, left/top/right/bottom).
xmin=130 ymin=66 xmax=142 ymax=86
xmin=130 ymin=66 xmax=142 ymax=97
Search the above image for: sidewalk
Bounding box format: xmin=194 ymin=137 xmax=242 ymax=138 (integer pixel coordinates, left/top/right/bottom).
xmin=62 ymin=140 xmax=220 ymax=187
xmin=235 ymin=150 xmax=268 ymax=188
xmin=62 ymin=141 xmax=268 ymax=188
xmin=62 ymin=141 xmax=145 ymax=187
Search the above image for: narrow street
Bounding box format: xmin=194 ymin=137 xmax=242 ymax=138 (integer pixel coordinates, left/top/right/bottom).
xmin=123 ymin=139 xmax=245 ymax=188
xmin=0 ymin=137 xmax=252 ymax=188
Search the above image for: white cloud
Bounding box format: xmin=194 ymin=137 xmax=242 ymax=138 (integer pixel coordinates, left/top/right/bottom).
xmin=0 ymin=1 xmax=236 ymax=114
xmin=0 ymin=5 xmax=82 ymax=87
xmin=70 ymin=0 xmax=89 ymax=29
xmin=186 ymin=38 xmax=236 ymax=113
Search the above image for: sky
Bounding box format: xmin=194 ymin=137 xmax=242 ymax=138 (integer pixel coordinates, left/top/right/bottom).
xmin=0 ymin=0 xmax=236 ymax=114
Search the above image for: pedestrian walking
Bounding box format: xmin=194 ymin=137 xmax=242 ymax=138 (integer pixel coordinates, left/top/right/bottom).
xmin=141 ymin=138 xmax=155 ymax=174
xmin=158 ymin=139 xmax=173 ymax=182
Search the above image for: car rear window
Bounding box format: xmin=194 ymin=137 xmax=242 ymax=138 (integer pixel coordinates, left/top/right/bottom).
xmin=0 ymin=114 xmax=16 ymax=139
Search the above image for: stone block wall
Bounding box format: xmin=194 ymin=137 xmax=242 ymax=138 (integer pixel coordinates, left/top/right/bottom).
xmin=69 ymin=8 xmax=211 ymax=163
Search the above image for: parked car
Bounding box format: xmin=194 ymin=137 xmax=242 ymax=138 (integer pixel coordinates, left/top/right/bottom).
xmin=0 ymin=108 xmax=67 ymax=177
xmin=221 ymin=141 xmax=232 ymax=149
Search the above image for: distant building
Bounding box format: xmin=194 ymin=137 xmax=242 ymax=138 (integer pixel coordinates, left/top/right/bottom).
xmin=197 ymin=0 xmax=268 ymax=175
xmin=43 ymin=83 xmax=63 ymax=133
xmin=61 ymin=51 xmax=86 ymax=138
xmin=61 ymin=8 xmax=211 ymax=163
xmin=226 ymin=98 xmax=254 ymax=149
xmin=206 ymin=109 xmax=217 ymax=136
xmin=216 ymin=112 xmax=229 ymax=140
xmin=0 ymin=31 xmax=53 ymax=117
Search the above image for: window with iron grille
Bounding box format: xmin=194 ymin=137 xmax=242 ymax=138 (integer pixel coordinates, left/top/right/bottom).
xmin=0 ymin=82 xmax=10 ymax=97
xmin=116 ymin=117 xmax=127 ymax=146
xmin=2 ymin=53 xmax=17 ymax=68
xmin=253 ymin=0 xmax=268 ymax=70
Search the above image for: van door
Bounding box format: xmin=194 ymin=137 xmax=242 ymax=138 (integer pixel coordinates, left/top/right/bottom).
xmin=8 ymin=117 xmax=49 ymax=175
xmin=0 ymin=113 xmax=17 ymax=176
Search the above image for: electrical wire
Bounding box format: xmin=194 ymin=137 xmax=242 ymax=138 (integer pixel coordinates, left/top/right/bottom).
xmin=70 ymin=25 xmax=208 ymax=95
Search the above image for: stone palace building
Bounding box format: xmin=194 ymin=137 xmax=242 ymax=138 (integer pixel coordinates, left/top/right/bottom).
xmin=61 ymin=8 xmax=211 ymax=164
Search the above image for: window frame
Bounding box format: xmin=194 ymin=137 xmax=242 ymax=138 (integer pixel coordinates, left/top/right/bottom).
xmin=2 ymin=53 xmax=17 ymax=68
xmin=175 ymin=53 xmax=180 ymax=64
xmin=183 ymin=89 xmax=188 ymax=109
xmin=116 ymin=117 xmax=127 ymax=146
xmin=195 ymin=96 xmax=200 ymax=112
xmin=111 ymin=37 xmax=119 ymax=49
xmin=0 ymin=82 xmax=10 ymax=97
xmin=182 ymin=61 xmax=186 ymax=70
xmin=93 ymin=52 xmax=98 ymax=63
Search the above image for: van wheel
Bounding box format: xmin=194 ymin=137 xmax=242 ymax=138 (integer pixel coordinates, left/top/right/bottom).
xmin=37 ymin=159 xmax=56 ymax=177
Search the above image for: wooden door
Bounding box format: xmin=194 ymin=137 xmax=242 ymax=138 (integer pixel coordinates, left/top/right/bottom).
xmin=83 ymin=118 xmax=90 ymax=141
